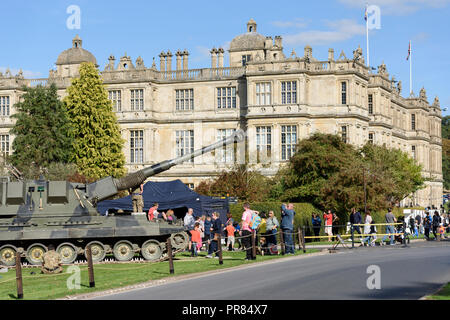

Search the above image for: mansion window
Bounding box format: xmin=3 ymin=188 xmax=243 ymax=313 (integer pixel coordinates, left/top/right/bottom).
xmin=368 ymin=94 xmax=373 ymax=115
xmin=130 ymin=89 xmax=144 ymax=111
xmin=411 ymin=114 xmax=416 ymax=130
xmin=176 ymin=130 xmax=194 ymax=163
xmin=0 ymin=134 xmax=9 ymax=158
xmin=368 ymin=133 xmax=374 ymax=144
xmin=0 ymin=96 xmax=10 ymax=116
xmin=217 ymin=87 xmax=236 ymax=109
xmin=281 ymin=81 xmax=297 ymax=104
xmin=341 ymin=126 xmax=348 ymax=143
xmin=130 ymin=130 xmax=144 ymax=164
xmin=108 ymin=90 xmax=121 ymax=112
xmin=281 ymin=125 xmax=297 ymax=161
xmin=256 ymin=126 xmax=272 ymax=163
xmin=341 ymin=82 xmax=347 ymax=105
xmin=412 ymin=145 xmax=416 ymax=160
xmin=242 ymin=55 xmax=251 ymax=66
xmin=176 ymin=89 xmax=194 ymax=111
xmin=256 ymin=82 xmax=271 ymax=105
xmin=217 ymin=129 xmax=236 ymax=163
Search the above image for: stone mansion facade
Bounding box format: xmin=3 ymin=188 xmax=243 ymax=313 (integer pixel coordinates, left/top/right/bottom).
xmin=0 ymin=19 xmax=443 ymax=207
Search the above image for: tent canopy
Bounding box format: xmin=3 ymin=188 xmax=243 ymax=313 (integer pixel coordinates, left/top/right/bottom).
xmin=96 ymin=180 xmax=229 ymax=223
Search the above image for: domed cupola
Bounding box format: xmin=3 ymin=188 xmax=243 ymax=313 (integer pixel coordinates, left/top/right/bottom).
xmin=55 ymin=35 xmax=97 ymax=77
xmin=229 ymin=19 xmax=266 ymax=53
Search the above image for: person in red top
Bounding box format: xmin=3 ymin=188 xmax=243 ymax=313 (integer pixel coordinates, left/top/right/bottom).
xmin=323 ymin=210 xmax=333 ymax=242
xmin=190 ymin=223 xmax=202 ymax=257
xmin=226 ymin=221 xmax=235 ymax=251
xmin=147 ymin=203 xmax=159 ymax=221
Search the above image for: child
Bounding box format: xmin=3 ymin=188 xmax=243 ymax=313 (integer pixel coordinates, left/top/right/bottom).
xmin=190 ymin=222 xmax=202 ymax=257
xmin=226 ymin=221 xmax=235 ymax=251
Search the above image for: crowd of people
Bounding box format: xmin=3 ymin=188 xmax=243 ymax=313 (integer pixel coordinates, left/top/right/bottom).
xmin=178 ymin=204 xmax=449 ymax=258
xmin=178 ymin=203 xmax=295 ymax=259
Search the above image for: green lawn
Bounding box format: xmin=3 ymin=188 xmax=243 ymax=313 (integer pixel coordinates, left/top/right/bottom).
xmin=0 ymin=248 xmax=317 ymax=300
xmin=426 ymin=283 xmax=450 ymax=300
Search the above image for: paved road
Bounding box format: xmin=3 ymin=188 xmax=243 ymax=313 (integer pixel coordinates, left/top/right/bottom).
xmin=93 ymin=241 xmax=450 ymax=300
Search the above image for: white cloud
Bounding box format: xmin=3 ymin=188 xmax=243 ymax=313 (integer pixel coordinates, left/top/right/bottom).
xmin=271 ymin=18 xmax=309 ymax=28
xmin=0 ymin=67 xmax=42 ymax=78
xmin=412 ymin=32 xmax=430 ymax=42
xmin=338 ymin=0 xmax=450 ymax=15
xmin=283 ymin=19 xmax=365 ymax=46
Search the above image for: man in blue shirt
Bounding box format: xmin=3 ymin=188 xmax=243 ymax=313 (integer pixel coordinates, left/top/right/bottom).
xmin=281 ymin=203 xmax=296 ymax=254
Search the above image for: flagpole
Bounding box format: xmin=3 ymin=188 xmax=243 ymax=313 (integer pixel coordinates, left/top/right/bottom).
xmin=410 ymin=40 xmax=412 ymax=95
xmin=366 ymin=5 xmax=370 ymax=68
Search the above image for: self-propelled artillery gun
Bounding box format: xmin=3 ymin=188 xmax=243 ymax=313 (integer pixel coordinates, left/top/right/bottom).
xmin=0 ymin=130 xmax=245 ymax=266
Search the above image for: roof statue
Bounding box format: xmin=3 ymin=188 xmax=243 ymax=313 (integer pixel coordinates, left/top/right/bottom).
xmin=377 ymin=61 xmax=388 ymax=76
xmin=136 ymin=56 xmax=145 ymax=69
xmin=432 ymin=96 xmax=440 ymax=108
xmin=420 ymin=87 xmax=427 ymax=101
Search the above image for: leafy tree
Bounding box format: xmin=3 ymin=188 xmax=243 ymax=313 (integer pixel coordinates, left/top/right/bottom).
xmin=195 ymin=164 xmax=271 ymax=202
xmin=273 ymin=133 xmax=425 ymax=216
xmin=64 ymin=62 xmax=126 ymax=180
xmin=9 ymin=84 xmax=73 ymax=177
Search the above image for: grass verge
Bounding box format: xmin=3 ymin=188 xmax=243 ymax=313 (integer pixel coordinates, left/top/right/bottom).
xmin=0 ymin=248 xmax=318 ymax=300
xmin=425 ymin=283 xmax=450 ymax=300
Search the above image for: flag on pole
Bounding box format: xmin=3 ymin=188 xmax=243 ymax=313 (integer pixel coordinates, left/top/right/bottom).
xmin=406 ymin=41 xmax=411 ymax=60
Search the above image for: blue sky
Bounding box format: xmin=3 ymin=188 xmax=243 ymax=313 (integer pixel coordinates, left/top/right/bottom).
xmin=1 ymin=0 xmax=449 ymax=116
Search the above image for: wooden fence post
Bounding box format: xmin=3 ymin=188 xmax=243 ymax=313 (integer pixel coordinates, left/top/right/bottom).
xmin=280 ymin=230 xmax=285 ymax=255
xmin=299 ymin=227 xmax=306 ymax=253
xmin=167 ymin=238 xmax=174 ymax=274
xmin=86 ymin=245 xmax=95 ymax=288
xmin=15 ymin=251 xmax=23 ymax=299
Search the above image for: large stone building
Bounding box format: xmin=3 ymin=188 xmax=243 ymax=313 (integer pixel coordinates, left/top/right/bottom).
xmin=0 ymin=20 xmax=443 ymax=207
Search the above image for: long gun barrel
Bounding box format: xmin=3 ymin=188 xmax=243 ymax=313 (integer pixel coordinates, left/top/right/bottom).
xmin=86 ymin=129 xmax=245 ymax=204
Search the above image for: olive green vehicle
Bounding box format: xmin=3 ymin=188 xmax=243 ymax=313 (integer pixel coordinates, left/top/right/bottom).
xmin=0 ymin=130 xmax=244 ymax=266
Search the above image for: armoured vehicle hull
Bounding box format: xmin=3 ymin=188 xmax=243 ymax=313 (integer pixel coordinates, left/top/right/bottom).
xmin=0 ymin=130 xmax=245 ymax=266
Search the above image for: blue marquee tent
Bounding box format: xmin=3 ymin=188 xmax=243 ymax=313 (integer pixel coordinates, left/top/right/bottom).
xmin=96 ymin=180 xmax=229 ymax=223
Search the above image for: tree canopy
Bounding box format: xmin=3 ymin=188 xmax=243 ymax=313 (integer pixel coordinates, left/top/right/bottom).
xmin=272 ymin=133 xmax=425 ymax=215
xmin=9 ymin=84 xmax=73 ymax=177
xmin=195 ymin=164 xmax=271 ymax=202
xmin=64 ymin=62 xmax=126 ymax=180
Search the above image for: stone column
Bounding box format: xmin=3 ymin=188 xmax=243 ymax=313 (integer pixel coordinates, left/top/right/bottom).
xmin=175 ymin=50 xmax=182 ymax=71
xmin=210 ymin=48 xmax=217 ymax=68
xmin=182 ymin=50 xmax=189 ymax=70
xmin=328 ymin=48 xmax=334 ymax=61
xmin=166 ymin=50 xmax=173 ymax=72
xmin=159 ymin=51 xmax=166 ymax=73
xmin=217 ymin=48 xmax=224 ymax=68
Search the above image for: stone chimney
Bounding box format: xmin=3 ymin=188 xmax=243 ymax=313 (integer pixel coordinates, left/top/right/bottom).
xmin=166 ymin=50 xmax=173 ymax=72
xmin=176 ymin=50 xmax=182 ymax=71
xmin=159 ymin=51 xmax=166 ymax=72
xmin=217 ymin=48 xmax=224 ymax=68
xmin=211 ymin=48 xmax=218 ymax=68
xmin=304 ymin=45 xmax=312 ymax=59
xmin=274 ymin=36 xmax=282 ymax=48
xmin=182 ymin=49 xmax=189 ymax=70
xmin=328 ymin=48 xmax=334 ymax=61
